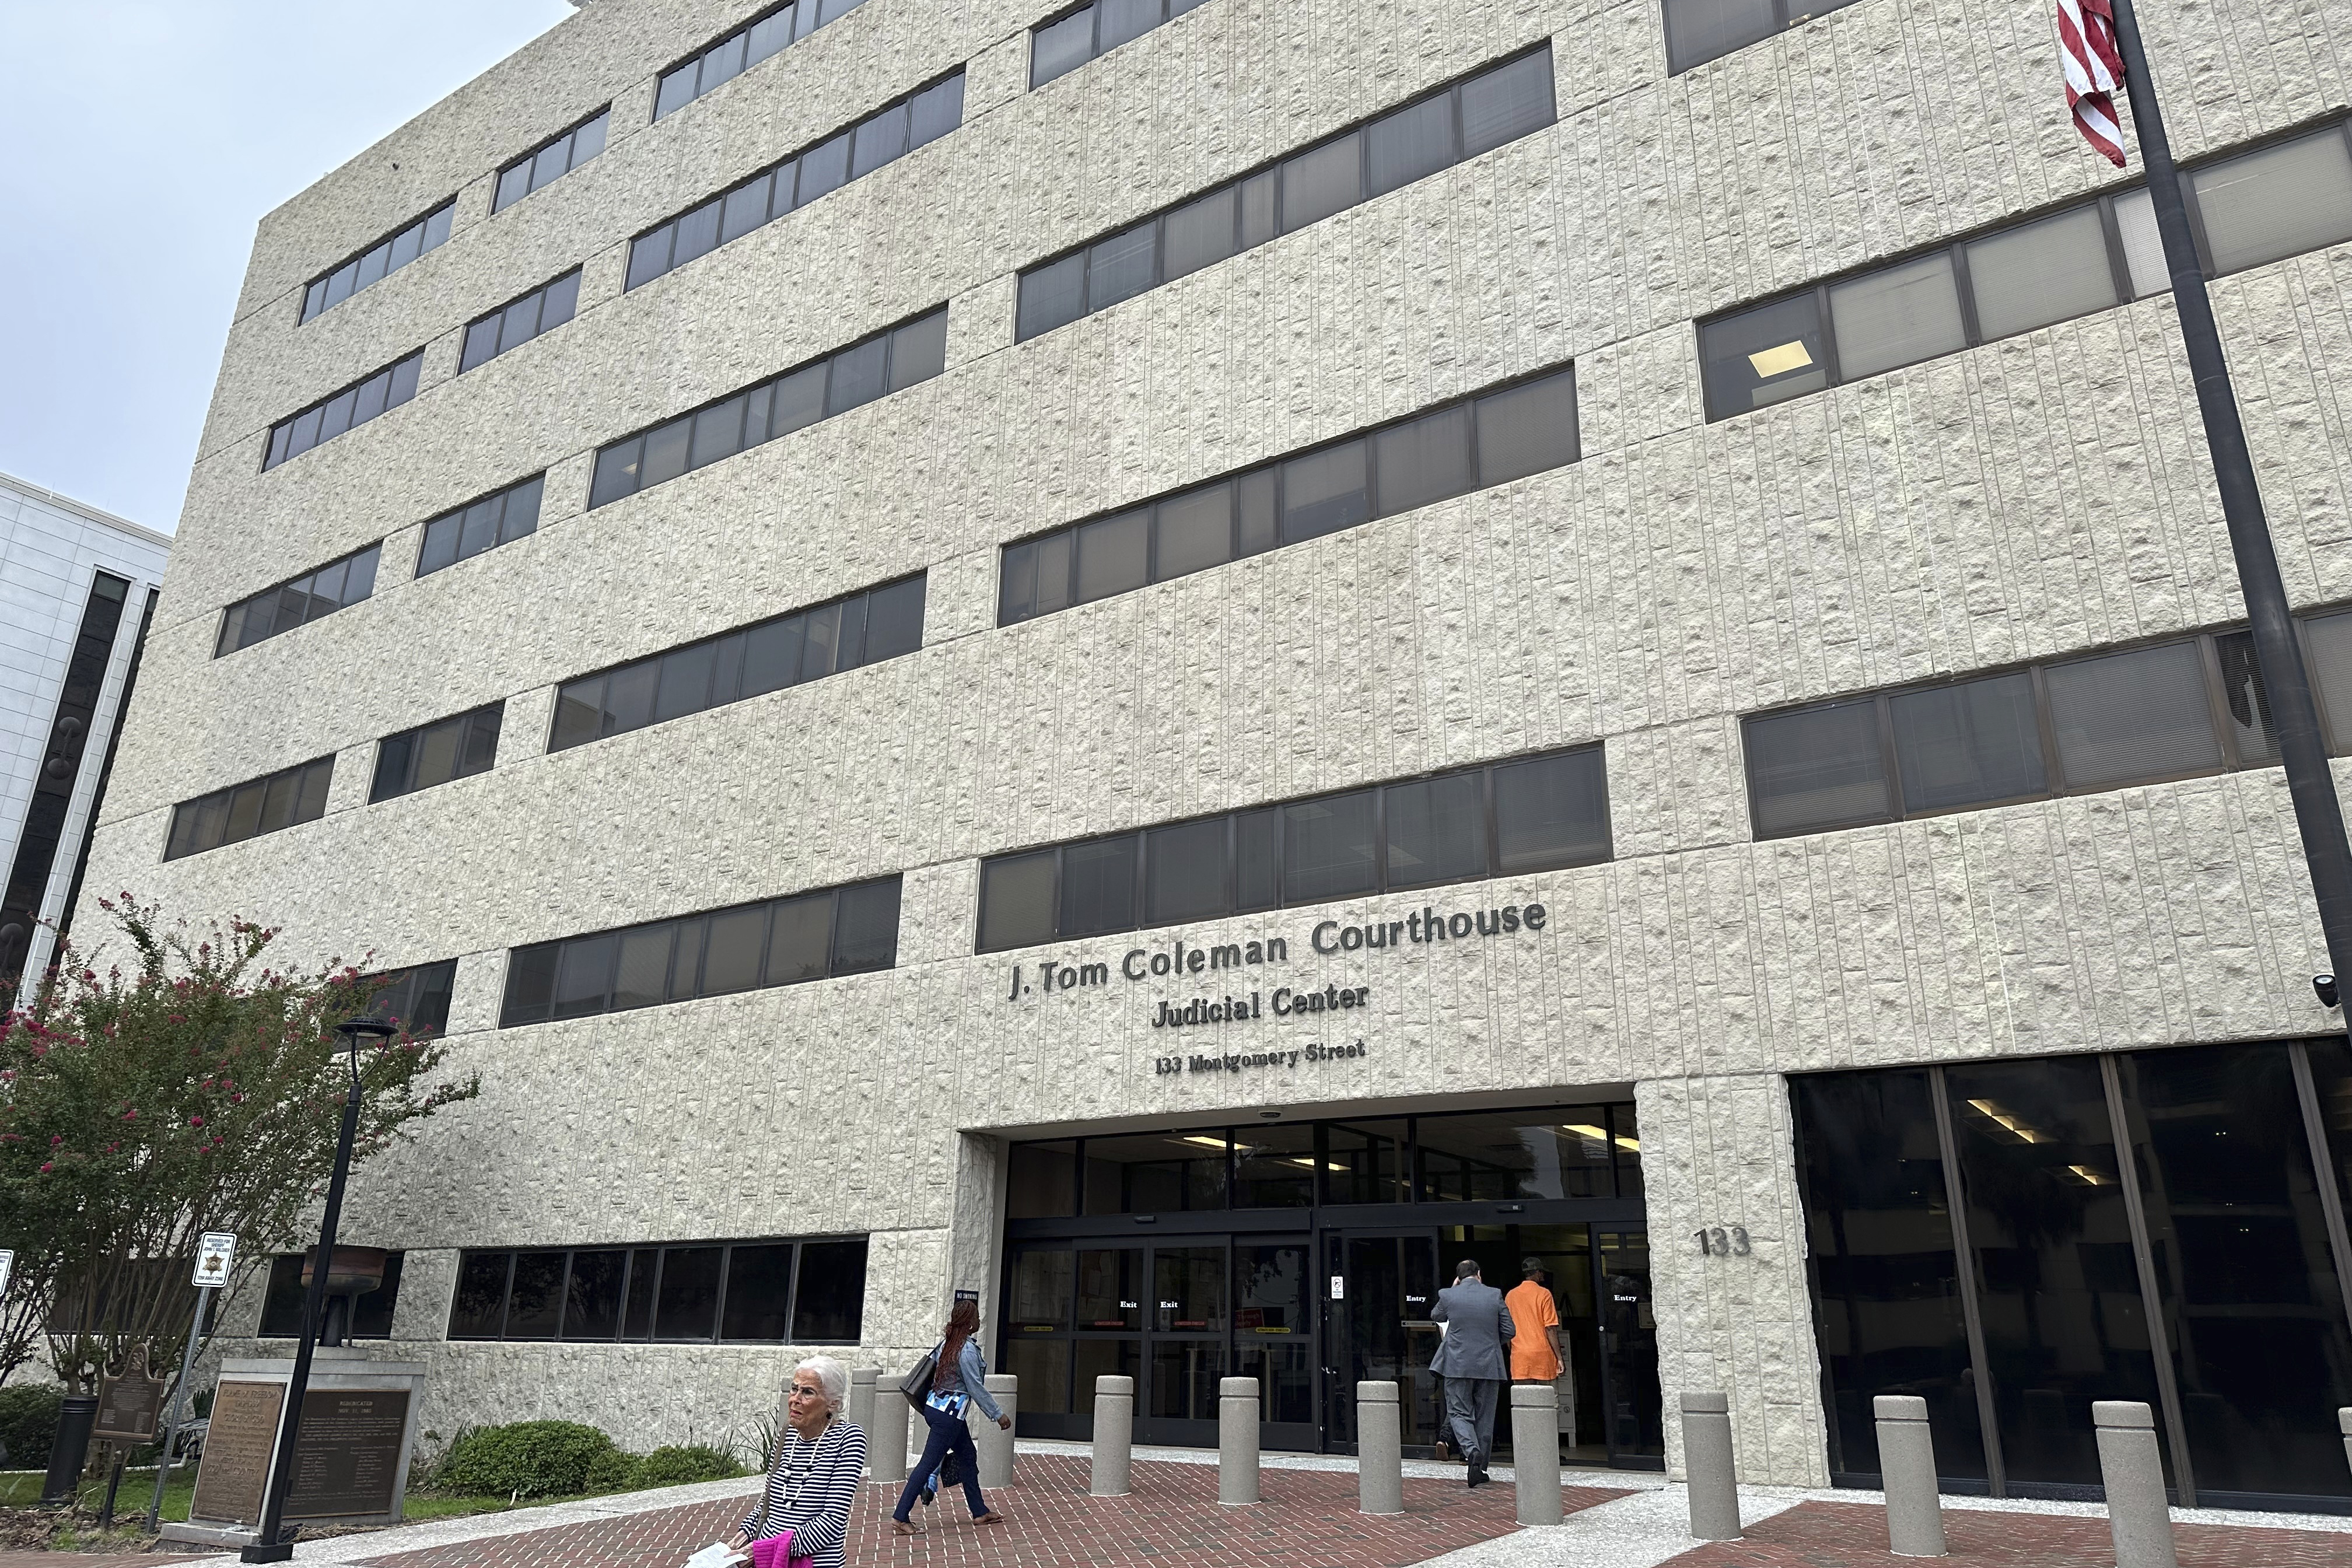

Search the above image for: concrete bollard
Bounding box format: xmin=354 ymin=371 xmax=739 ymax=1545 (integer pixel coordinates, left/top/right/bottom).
xmin=1873 ymin=1396 xmax=1947 ymax=1558
xmin=1357 ymin=1381 xmax=1404 ymax=1515
xmin=870 ymin=1375 xmax=910 ymax=1486
xmin=2094 ymin=1401 xmax=2179 ymax=1568
xmin=1680 ymin=1391 xmax=1742 ymax=1541
xmin=974 ymin=1373 xmax=1017 ymax=1489
xmin=1219 ymin=1376 xmax=1261 ymax=1505
xmin=1092 ymin=1375 xmax=1135 ymax=1497
xmin=1510 ymin=1382 xmax=1564 ymax=1526
xmin=848 ymin=1367 xmax=877 ymax=1465
xmin=2340 ymin=1409 xmax=2352 ymax=1479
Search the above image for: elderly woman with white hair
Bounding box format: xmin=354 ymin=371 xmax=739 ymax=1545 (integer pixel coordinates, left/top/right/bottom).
xmin=719 ymin=1354 xmax=867 ymax=1568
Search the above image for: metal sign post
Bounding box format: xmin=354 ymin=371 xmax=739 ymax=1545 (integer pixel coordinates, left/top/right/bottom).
xmin=148 ymin=1235 xmax=236 ymax=1534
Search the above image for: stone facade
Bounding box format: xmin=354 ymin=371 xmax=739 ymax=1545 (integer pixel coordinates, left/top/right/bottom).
xmin=87 ymin=0 xmax=2352 ymax=1482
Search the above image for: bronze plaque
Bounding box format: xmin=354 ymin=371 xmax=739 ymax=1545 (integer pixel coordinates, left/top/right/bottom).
xmin=190 ymin=1378 xmax=285 ymax=1524
xmin=285 ymin=1388 xmax=410 ymax=1518
xmin=94 ymin=1373 xmax=165 ymax=1440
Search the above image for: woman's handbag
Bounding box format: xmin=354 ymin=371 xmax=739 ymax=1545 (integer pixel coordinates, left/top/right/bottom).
xmin=749 ymin=1530 xmax=811 ymax=1568
xmin=898 ymin=1345 xmax=940 ymax=1405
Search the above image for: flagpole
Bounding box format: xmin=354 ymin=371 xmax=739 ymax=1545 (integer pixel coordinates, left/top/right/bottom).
xmin=2104 ymin=0 xmax=2352 ymax=996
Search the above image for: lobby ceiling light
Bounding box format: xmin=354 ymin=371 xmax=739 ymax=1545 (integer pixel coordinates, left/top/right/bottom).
xmin=1748 ymin=340 xmax=1814 ymax=379
xmin=1966 ymin=1098 xmax=2049 ymax=1144
xmin=1565 ymin=1122 xmax=1642 ymax=1153
xmin=2067 ymin=1164 xmax=2114 ymax=1185
xmin=1178 ymin=1135 xmax=1231 ymax=1150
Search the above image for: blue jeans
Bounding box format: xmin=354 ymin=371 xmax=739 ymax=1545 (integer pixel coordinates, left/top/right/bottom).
xmin=893 ymin=1399 xmax=989 ymax=1521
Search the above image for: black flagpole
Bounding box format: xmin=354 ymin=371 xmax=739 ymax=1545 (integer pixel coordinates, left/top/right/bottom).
xmin=2105 ymin=0 xmax=2352 ymax=994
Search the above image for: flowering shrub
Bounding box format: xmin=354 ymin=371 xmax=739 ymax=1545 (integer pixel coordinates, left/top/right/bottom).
xmin=0 ymin=897 xmax=480 ymax=1392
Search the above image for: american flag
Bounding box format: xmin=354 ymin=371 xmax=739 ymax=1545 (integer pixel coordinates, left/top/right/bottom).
xmin=2059 ymin=0 xmax=2127 ymax=166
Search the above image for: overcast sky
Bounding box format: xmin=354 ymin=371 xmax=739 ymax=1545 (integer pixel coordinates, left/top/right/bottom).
xmin=0 ymin=1 xmax=576 ymax=532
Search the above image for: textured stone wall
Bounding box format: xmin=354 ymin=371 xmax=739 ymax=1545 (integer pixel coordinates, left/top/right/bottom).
xmin=89 ymin=0 xmax=2352 ymax=1476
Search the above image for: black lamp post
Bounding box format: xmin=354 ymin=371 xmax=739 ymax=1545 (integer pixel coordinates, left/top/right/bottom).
xmin=240 ymin=1016 xmax=394 ymax=1563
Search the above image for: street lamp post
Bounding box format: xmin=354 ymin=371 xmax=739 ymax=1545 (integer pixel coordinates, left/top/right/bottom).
xmin=239 ymin=1016 xmax=393 ymax=1563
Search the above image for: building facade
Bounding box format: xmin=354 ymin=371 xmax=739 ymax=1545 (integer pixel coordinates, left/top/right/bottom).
xmin=86 ymin=0 xmax=2352 ymax=1514
xmin=0 ymin=471 xmax=169 ymax=993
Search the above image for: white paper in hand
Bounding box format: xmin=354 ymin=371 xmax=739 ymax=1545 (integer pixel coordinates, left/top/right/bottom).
xmin=681 ymin=1544 xmax=746 ymax=1568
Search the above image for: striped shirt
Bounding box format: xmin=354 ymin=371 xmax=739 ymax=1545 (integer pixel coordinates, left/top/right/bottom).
xmin=737 ymin=1420 xmax=866 ymax=1568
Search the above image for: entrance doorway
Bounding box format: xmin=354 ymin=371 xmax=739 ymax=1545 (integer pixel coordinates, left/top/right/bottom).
xmin=1322 ymin=1223 xmax=1663 ymax=1467
xmin=996 ymin=1100 xmax=1660 ymax=1466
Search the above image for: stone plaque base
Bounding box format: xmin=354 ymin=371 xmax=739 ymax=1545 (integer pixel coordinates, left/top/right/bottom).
xmin=182 ymin=1347 xmax=427 ymax=1535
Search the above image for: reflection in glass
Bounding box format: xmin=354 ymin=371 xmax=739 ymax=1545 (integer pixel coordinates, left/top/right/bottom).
xmin=1325 ymin=1120 xmax=1409 ymax=1204
xmin=1234 ymin=1124 xmax=1315 ymax=1208
xmin=1077 ymin=1249 xmax=1143 ymax=1329
xmin=1890 ymin=673 xmax=2047 ymax=812
xmin=1005 ymin=1338 xmax=1072 ymax=1415
xmin=1745 ymin=698 xmax=1889 ymax=835
xmin=1418 ymin=1112 xmax=1617 ymax=1202
xmin=1009 ymin=1250 xmax=1073 ymax=1331
xmin=1154 ymin=1247 xmax=1227 ymax=1331
xmin=1085 ymin=1132 xmax=1228 ymax=1212
xmin=2045 ymin=641 xmax=2221 ymax=788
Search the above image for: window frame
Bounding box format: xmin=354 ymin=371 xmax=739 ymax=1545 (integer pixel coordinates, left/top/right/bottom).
xmin=414 ymin=474 xmax=546 ymax=578
xmin=443 ymin=1234 xmax=867 ymax=1345
xmin=491 ymin=106 xmax=614 ymax=215
xmin=975 ymin=743 xmax=1608 ymax=954
xmin=164 ymin=756 xmax=337 ymax=862
xmin=1027 ymin=0 xmax=1214 ymax=90
xmin=215 ymin=542 xmax=384 ymax=657
xmin=1661 ymin=0 xmax=1866 ymax=76
xmin=262 ymin=352 xmax=425 ymax=470
xmin=1741 ymin=615 xmax=2352 ymax=841
xmin=300 ymin=200 xmax=457 ymax=323
xmin=653 ymin=0 xmax=870 ymax=123
xmin=1013 ymin=44 xmax=1556 ymax=341
xmin=370 ymin=702 xmax=505 ymax=804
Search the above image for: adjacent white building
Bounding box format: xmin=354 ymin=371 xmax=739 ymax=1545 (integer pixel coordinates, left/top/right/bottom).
xmin=84 ymin=0 xmax=2352 ymax=1513
xmin=0 ymin=471 xmax=169 ymax=993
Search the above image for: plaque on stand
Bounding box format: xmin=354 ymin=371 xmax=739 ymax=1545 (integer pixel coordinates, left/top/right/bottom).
xmin=164 ymin=1348 xmax=427 ymax=1549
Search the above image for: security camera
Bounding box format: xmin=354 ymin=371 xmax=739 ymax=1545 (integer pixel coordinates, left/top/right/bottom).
xmin=2317 ymin=974 xmax=2340 ymax=1010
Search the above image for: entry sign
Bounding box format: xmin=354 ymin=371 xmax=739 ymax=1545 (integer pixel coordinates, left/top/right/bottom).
xmin=1329 ymin=1275 xmax=1345 ymax=1301
xmin=192 ymin=1233 xmax=237 ymax=1289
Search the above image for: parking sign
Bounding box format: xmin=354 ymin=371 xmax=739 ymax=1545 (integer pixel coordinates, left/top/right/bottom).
xmin=192 ymin=1234 xmax=236 ymax=1289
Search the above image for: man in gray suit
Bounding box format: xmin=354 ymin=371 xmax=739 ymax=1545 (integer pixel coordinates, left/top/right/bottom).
xmin=1429 ymin=1259 xmax=1515 ymax=1486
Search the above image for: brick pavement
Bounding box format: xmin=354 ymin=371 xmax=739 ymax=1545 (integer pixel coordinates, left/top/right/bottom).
xmin=1660 ymin=1500 xmax=2352 ymax=1566
xmin=0 ymin=1557 xmax=209 ymax=1566
xmin=346 ymin=1457 xmax=1628 ymax=1568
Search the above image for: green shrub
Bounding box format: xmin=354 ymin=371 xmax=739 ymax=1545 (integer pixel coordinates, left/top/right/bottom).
xmin=627 ymin=1444 xmax=744 ymax=1489
xmin=0 ymin=1387 xmax=62 ymax=1470
xmin=432 ymin=1420 xmax=622 ymax=1499
xmin=584 ymin=1444 xmax=636 ymax=1493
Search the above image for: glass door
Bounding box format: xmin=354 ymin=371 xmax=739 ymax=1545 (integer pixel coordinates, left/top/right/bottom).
xmin=1236 ymin=1239 xmax=1318 ymax=1450
xmin=1323 ymin=1231 xmax=1442 ymax=1452
xmin=1140 ymin=1244 xmax=1226 ymax=1446
xmin=1596 ymin=1228 xmax=1665 ymax=1465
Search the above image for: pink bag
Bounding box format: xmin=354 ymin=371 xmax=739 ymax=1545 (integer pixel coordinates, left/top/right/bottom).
xmin=750 ymin=1531 xmax=811 ymax=1568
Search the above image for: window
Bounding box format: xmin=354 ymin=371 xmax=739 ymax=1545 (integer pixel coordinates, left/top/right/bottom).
xmin=446 ymin=1236 xmax=865 ymax=1342
xmin=164 ymin=758 xmax=334 ymax=860
xmin=1030 ymin=0 xmax=1215 ymax=89
xmin=302 ymin=201 xmax=456 ymax=322
xmin=1015 ymin=47 xmax=1555 ymax=340
xmin=459 ymin=271 xmax=580 ymax=373
xmin=655 ymin=0 xmax=872 ymax=121
xmin=588 ymin=310 xmax=947 ymax=508
xmin=1699 ymin=118 xmax=2352 ymax=420
xmin=259 ymin=1252 xmax=405 ymax=1338
xmin=492 ymin=108 xmax=611 ymax=213
xmin=1744 ymin=612 xmax=2352 ymax=839
xmin=216 ymin=544 xmax=381 ymax=656
xmin=372 ymin=704 xmax=502 ymax=803
xmin=975 ymin=746 xmax=1605 ymax=952
xmin=416 ymin=475 xmax=544 ymax=577
xmin=499 ymin=876 xmax=902 ymax=1026
xmin=549 ymin=575 xmax=922 ymax=752
xmin=263 ymin=351 xmax=424 ymax=470
xmin=1661 ymin=0 xmax=1863 ymax=75
xmin=999 ymin=368 xmax=1574 ymax=624
xmin=358 ymin=959 xmax=457 ymax=1039
xmin=629 ymin=73 xmax=963 ymax=290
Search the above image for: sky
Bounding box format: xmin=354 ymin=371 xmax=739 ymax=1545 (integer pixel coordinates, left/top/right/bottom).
xmin=0 ymin=1 xmax=576 ymax=533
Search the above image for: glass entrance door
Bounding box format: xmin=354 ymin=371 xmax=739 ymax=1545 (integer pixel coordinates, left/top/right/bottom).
xmin=1596 ymin=1228 xmax=1665 ymax=1464
xmin=1324 ymin=1232 xmax=1443 ymax=1451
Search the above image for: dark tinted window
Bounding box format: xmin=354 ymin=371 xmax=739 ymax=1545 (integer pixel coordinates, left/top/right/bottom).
xmin=165 ymin=757 xmax=334 ymax=860
xmin=358 ymin=960 xmax=457 ymax=1039
xmin=372 ymin=703 xmax=501 ymax=803
xmin=975 ymin=747 xmax=1602 ymax=951
xmin=1000 ymin=368 xmax=1574 ymax=625
xmin=499 ymin=877 xmax=902 ymax=1027
xmin=301 ymin=201 xmax=457 ymax=323
xmin=447 ymin=1252 xmax=512 ymax=1339
xmin=218 ymin=544 xmax=383 ymax=654
xmin=264 ymin=354 xmax=424 ymax=470
xmin=416 ymin=475 xmax=544 ymax=577
xmin=720 ymin=1244 xmax=796 ymax=1341
xmin=655 ymin=0 xmax=872 ymax=121
xmin=258 ymin=1251 xmax=405 ymax=1339
xmin=492 ymin=108 xmax=611 ymax=214
xmin=792 ymin=1238 xmax=868 ymax=1340
xmin=460 ymin=271 xmax=579 ymax=373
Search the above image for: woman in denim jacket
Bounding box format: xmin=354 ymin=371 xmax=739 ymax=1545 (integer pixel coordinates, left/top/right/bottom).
xmin=891 ymin=1298 xmax=1009 ymax=1534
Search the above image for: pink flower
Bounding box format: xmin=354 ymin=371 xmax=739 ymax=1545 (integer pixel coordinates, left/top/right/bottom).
xmin=122 ymin=1108 xmax=137 ymax=1121
xmin=50 ymin=1134 xmax=62 ymax=1146
xmin=37 ymin=1162 xmax=51 ymax=1174
xmin=189 ymin=1116 xmax=204 ymax=1128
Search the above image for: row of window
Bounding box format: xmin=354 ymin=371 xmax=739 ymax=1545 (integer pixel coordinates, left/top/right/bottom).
xmin=499 ymin=875 xmax=903 ymax=1028
xmin=1030 ymin=0 xmax=1211 ymax=88
xmin=1703 ymin=118 xmax=2352 ymax=420
xmin=494 ymin=108 xmax=611 ymax=215
xmin=1746 ymin=612 xmax=2352 ymax=839
xmin=258 ymin=1252 xmax=405 ymax=1338
xmin=216 ymin=543 xmax=382 ymax=656
xmin=1016 ymin=47 xmax=1555 ymax=342
xmin=262 ymin=350 xmax=424 ymax=471
xmin=1662 ymin=0 xmax=1860 ymax=75
xmin=656 ymin=0 xmax=870 ymax=121
xmin=999 ymin=368 xmax=1576 ymax=626
xmin=460 ymin=270 xmax=581 ymax=374
xmin=164 ymin=756 xmax=334 ymax=862
xmin=977 ymin=746 xmax=1607 ymax=954
xmin=1009 ymin=1105 xmax=1643 ymax=1219
xmin=418 ymin=474 xmax=545 ymax=578
xmin=302 ymin=201 xmax=456 ymax=323
xmin=450 ymin=1236 xmax=868 ymax=1344
xmin=626 ymin=72 xmax=964 ymax=293
xmin=371 ymin=703 xmax=503 ymax=804
xmin=550 ymin=575 xmax=924 ymax=754
xmin=587 ymin=307 xmax=947 ymax=509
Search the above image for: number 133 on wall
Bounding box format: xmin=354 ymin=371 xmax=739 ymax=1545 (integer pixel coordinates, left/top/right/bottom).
xmin=1693 ymin=1225 xmax=1752 ymax=1256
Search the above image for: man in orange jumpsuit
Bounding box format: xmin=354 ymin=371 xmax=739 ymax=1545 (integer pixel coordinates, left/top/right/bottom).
xmin=1505 ymin=1256 xmax=1566 ymax=1391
